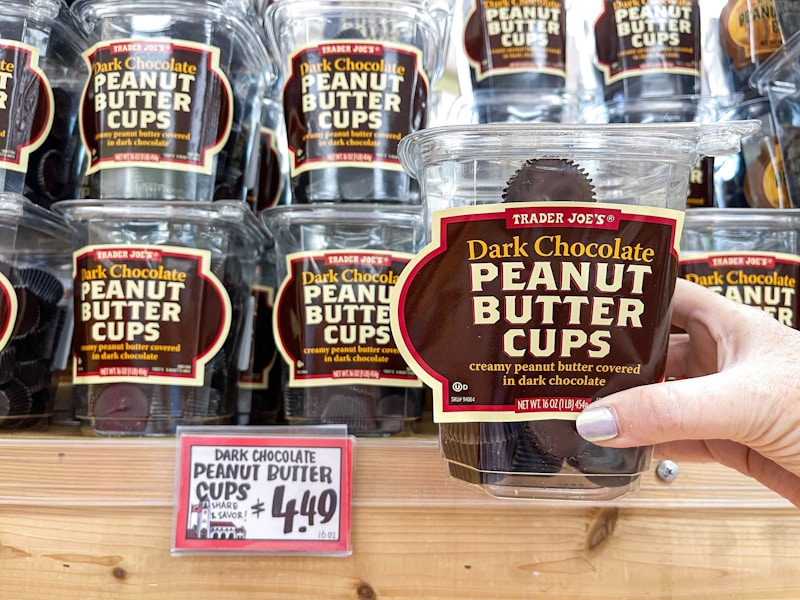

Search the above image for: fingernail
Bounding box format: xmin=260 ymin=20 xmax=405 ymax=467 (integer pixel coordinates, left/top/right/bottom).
xmin=576 ymin=406 xmax=619 ymax=442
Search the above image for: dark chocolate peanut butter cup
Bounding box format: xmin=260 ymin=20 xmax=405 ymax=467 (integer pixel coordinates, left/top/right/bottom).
xmin=502 ymin=158 xmax=595 ymax=203
xmin=92 ymin=383 xmax=150 ymax=434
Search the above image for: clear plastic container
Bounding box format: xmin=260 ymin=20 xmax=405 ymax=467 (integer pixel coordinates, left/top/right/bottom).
xmin=400 ymin=122 xmax=759 ymax=224
xmin=448 ymin=89 xmax=582 ymax=125
xmin=52 ymin=199 xmax=267 ymax=436
xmin=236 ymin=242 xmax=284 ymax=426
xmin=0 ymin=193 xmax=74 ymax=430
xmin=752 ymin=32 xmax=800 ymax=208
xmin=0 ymin=0 xmax=79 ymax=201
xmin=680 ymin=208 xmax=800 ymax=329
xmin=262 ymin=204 xmax=427 ymax=436
xmin=453 ymin=0 xmax=569 ymax=124
xmin=580 ymin=95 xmax=731 ymax=125
xmin=585 ymin=1 xmax=701 ymax=104
xmin=713 ymin=96 xmax=790 ymax=209
xmin=682 ymin=208 xmax=800 ymax=255
xmin=393 ymin=121 xmax=758 ymax=500
xmin=263 ymin=0 xmax=453 ymax=203
xmin=16 ymin=2 xmax=90 ymax=209
xmin=73 ymin=0 xmax=273 ymax=201
xmin=249 ymin=94 xmax=289 ymax=211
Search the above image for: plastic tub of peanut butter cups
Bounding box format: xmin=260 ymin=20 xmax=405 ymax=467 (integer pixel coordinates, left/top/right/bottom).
xmin=263 ymin=203 xmax=427 ymax=436
xmin=73 ymin=0 xmax=273 ymax=202
xmin=392 ymin=121 xmax=759 ymax=501
xmin=53 ymin=199 xmax=266 ymax=436
xmin=236 ymin=239 xmax=283 ymax=426
xmin=752 ymin=31 xmax=800 ymax=208
xmin=0 ymin=1 xmax=87 ymax=203
xmin=447 ymin=90 xmax=583 ymax=125
xmin=713 ymin=97 xmax=790 ymax=209
xmin=680 ymin=208 xmax=800 ymax=329
xmin=264 ymin=0 xmax=454 ymax=203
xmin=0 ymin=193 xmax=74 ymax=431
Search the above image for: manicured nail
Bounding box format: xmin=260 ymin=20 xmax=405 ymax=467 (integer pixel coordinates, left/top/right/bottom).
xmin=576 ymin=406 xmax=619 ymax=442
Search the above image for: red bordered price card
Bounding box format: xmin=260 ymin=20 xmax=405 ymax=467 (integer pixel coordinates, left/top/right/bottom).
xmin=172 ymin=429 xmax=354 ymax=555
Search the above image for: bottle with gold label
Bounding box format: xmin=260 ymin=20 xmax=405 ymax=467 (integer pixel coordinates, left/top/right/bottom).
xmin=720 ymin=0 xmax=784 ymax=94
xmin=713 ymin=96 xmax=789 ymax=208
xmin=743 ymin=137 xmax=790 ymax=208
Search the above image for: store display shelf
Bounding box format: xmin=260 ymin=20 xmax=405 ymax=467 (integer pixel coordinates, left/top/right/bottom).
xmin=0 ymin=427 xmax=791 ymax=510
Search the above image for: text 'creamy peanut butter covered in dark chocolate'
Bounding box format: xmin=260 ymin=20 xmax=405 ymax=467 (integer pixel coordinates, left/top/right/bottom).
xmin=392 ymin=122 xmax=758 ymax=500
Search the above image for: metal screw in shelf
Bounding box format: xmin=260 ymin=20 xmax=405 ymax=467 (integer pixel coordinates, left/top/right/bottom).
xmin=656 ymin=460 xmax=679 ymax=483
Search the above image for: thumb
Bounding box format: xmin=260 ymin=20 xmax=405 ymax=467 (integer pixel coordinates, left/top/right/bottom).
xmin=575 ymin=369 xmax=769 ymax=448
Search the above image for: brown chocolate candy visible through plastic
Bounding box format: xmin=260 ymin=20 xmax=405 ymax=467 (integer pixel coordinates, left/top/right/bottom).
xmin=502 ymin=158 xmax=595 ymax=203
xmin=12 ymin=288 xmax=40 ymax=339
xmin=0 ymin=379 xmax=32 ymax=417
xmin=493 ymin=158 xmax=635 ymax=486
xmin=92 ymin=383 xmax=150 ymax=434
xmin=0 ymin=264 xmax=66 ymax=426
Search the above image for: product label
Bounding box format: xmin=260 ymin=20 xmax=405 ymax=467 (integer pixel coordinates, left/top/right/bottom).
xmin=72 ymin=244 xmax=231 ymax=386
xmin=174 ymin=432 xmax=353 ymax=554
xmin=0 ymin=41 xmax=53 ymax=173
xmin=679 ymin=252 xmax=800 ymax=327
xmin=722 ymin=0 xmax=782 ymax=68
xmin=282 ymin=41 xmax=428 ymax=176
xmin=760 ymin=145 xmax=788 ymax=207
xmin=274 ymin=250 xmax=420 ymax=387
xmin=744 ymin=140 xmax=789 ymax=208
xmin=464 ymin=0 xmax=567 ymax=82
xmin=239 ymin=285 xmax=278 ymax=389
xmin=80 ymin=39 xmax=233 ymax=175
xmin=0 ymin=271 xmax=17 ymax=352
xmin=392 ymin=202 xmax=683 ymax=423
xmin=594 ymin=0 xmax=701 ymax=85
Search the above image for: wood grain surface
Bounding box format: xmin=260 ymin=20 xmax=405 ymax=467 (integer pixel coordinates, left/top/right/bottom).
xmin=0 ymin=429 xmax=798 ymax=599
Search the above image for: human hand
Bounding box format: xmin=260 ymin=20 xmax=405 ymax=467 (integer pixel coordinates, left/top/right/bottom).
xmin=575 ymin=277 xmax=800 ymax=507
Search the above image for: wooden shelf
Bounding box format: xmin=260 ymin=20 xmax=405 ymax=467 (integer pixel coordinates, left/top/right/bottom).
xmin=0 ymin=426 xmax=791 ymax=509
xmin=0 ymin=428 xmax=799 ymax=599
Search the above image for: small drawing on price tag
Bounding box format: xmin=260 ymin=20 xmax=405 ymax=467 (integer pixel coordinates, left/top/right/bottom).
xmin=171 ymin=429 xmax=354 ymax=555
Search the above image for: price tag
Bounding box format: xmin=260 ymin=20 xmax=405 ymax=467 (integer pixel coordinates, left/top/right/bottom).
xmin=172 ymin=428 xmax=354 ymax=555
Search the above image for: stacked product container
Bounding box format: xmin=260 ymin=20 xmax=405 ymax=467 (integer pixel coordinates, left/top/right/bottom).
xmin=51 ymin=0 xmax=273 ymax=435
xmin=260 ymin=0 xmax=455 ymax=435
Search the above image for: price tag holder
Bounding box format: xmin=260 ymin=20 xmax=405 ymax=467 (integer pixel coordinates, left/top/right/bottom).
xmin=172 ymin=425 xmax=354 ymax=556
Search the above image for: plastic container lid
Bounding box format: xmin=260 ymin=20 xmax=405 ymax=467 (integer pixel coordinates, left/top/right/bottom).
xmin=73 ymin=0 xmax=274 ymax=82
xmin=399 ymin=122 xmax=762 ymax=177
xmin=683 ymin=207 xmax=800 ymax=229
xmin=0 ymin=194 xmax=74 ymax=254
xmin=53 ymin=199 xmax=267 ymax=256
xmin=751 ymin=29 xmax=800 ymax=93
xmin=265 ymin=0 xmax=451 ymax=82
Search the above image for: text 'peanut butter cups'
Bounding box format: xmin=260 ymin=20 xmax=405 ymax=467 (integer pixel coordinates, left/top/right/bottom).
xmin=263 ymin=0 xmax=453 ymax=203
xmin=262 ymin=204 xmax=427 ymax=436
xmin=392 ymin=121 xmax=758 ymax=501
xmin=590 ymin=1 xmax=701 ymax=104
xmin=53 ymin=200 xmax=266 ymax=436
xmin=73 ymin=0 xmax=273 ymax=202
xmin=454 ymin=0 xmax=575 ymax=124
